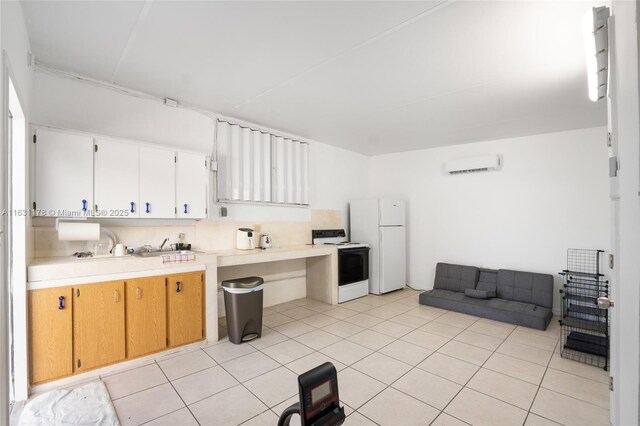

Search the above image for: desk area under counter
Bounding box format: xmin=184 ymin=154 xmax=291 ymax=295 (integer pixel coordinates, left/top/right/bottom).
xmin=213 ymin=245 xmax=338 ymax=335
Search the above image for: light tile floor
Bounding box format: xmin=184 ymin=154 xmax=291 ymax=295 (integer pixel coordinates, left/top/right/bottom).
xmin=14 ymin=289 xmax=611 ymax=426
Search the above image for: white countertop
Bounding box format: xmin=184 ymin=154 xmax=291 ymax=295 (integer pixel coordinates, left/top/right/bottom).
xmin=27 ymin=252 xmax=216 ymax=289
xmin=213 ymin=244 xmax=336 ymax=267
xmin=27 ymin=244 xmax=336 ymax=289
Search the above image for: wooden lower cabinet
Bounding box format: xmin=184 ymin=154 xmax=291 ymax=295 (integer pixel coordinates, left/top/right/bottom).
xmin=28 ymin=271 xmax=205 ymax=384
xmin=126 ymin=276 xmax=167 ymax=358
xmin=28 ymin=287 xmax=73 ymax=384
xmin=167 ymin=272 xmax=204 ymax=348
xmin=73 ymin=281 xmax=126 ymax=372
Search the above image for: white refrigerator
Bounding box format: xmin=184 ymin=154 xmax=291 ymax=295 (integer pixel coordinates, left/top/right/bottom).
xmin=350 ymin=199 xmax=406 ymax=294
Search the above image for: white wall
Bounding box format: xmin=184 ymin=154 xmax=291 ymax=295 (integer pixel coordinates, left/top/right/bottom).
xmin=31 ymin=71 xmax=371 ymax=226
xmin=310 ymin=141 xmax=371 ymax=230
xmin=371 ymin=127 xmax=610 ymax=313
xmin=32 ymin=71 xmax=214 ymax=152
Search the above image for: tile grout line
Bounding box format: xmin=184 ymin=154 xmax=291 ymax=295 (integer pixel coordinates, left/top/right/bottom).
xmin=433 ymin=318 xmax=522 ymax=424
xmin=235 ymin=303 xmax=592 ymax=425
xmin=347 ymin=306 xmax=514 ymax=423
xmin=319 ymin=305 xmax=482 ymax=422
xmin=523 ymin=336 xmax=562 ymax=425
xmin=153 ymin=359 xmax=203 ymax=426
xmin=200 ymin=342 xmax=288 ymax=412
xmin=424 ymin=316 xmax=495 ymax=425
xmin=97 ymin=290 xmax=594 ymax=426
xmin=213 ymin=291 xmax=591 ymax=426
xmin=269 ymin=291 xmax=420 ymax=424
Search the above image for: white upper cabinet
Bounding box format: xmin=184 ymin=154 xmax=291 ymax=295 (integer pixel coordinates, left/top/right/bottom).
xmin=176 ymin=151 xmax=207 ymax=219
xmin=34 ymin=128 xmax=94 ymax=216
xmin=94 ymin=137 xmax=140 ymax=218
xmin=33 ymin=127 xmax=209 ymax=219
xmin=139 ymin=146 xmax=176 ymax=219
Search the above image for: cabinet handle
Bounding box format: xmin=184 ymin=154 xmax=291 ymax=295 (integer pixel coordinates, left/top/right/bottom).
xmin=184 ymin=204 xmax=188 ymax=214
xmin=176 ymin=281 xmax=182 ymax=293
xmin=136 ymin=287 xmax=141 ymax=299
xmin=114 ymin=289 xmax=119 ymax=303
xmin=130 ymin=202 xmax=135 ymax=213
xmin=81 ymin=199 xmax=87 ymax=211
xmin=58 ymin=296 xmax=65 ymax=310
xmin=145 ymin=202 xmax=150 ymax=214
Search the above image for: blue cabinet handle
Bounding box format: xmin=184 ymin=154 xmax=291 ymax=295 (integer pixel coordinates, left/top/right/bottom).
xmin=184 ymin=204 xmax=188 ymax=214
xmin=130 ymin=202 xmax=135 ymax=213
xmin=81 ymin=199 xmax=87 ymax=211
xmin=145 ymin=202 xmax=150 ymax=214
xmin=58 ymin=296 xmax=65 ymax=310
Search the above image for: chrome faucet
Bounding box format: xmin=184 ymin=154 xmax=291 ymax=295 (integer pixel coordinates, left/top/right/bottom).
xmin=160 ymin=238 xmax=169 ymax=250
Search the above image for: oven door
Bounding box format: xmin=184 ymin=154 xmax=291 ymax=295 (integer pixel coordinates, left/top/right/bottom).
xmin=338 ymin=247 xmax=370 ymax=286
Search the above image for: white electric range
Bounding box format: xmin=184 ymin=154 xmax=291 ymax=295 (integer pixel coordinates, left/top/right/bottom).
xmin=312 ymin=229 xmax=370 ymax=303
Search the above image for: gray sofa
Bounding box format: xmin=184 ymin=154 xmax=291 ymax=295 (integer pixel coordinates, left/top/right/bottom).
xmin=419 ymin=263 xmax=554 ymax=330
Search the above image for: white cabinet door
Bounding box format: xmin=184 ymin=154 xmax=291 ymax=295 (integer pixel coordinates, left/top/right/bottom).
xmin=95 ymin=138 xmax=140 ymax=218
xmin=379 ymin=226 xmax=406 ymax=293
xmin=35 ymin=128 xmax=94 ymax=216
xmin=176 ymin=151 xmax=207 ymax=219
xmin=139 ymin=146 xmax=176 ymax=218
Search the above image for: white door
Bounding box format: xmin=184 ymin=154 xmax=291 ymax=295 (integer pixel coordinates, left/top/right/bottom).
xmin=95 ymin=138 xmax=140 ymax=218
xmin=139 ymin=146 xmax=176 ymax=218
xmin=379 ymin=199 xmax=405 ymax=226
xmin=34 ymin=128 xmax=94 ymax=216
xmin=379 ymin=226 xmax=406 ymax=293
xmin=607 ymin=25 xmax=619 ymax=422
xmin=176 ymin=151 xmax=207 ymax=219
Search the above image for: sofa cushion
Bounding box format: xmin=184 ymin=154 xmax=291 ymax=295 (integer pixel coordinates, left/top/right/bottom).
xmin=427 ymin=289 xmax=466 ymax=302
xmin=434 ymin=263 xmax=479 ymax=293
xmin=465 ymin=288 xmax=497 ymax=299
xmin=476 ymin=269 xmax=498 ymax=292
xmin=497 ymin=269 xmax=554 ymax=309
xmin=419 ymin=291 xmax=553 ymax=330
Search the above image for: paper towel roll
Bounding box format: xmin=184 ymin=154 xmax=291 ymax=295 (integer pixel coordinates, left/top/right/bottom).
xmin=57 ymin=222 xmax=101 ymax=241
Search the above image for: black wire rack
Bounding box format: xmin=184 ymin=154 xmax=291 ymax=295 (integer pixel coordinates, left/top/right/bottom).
xmin=559 ymin=249 xmax=609 ymax=370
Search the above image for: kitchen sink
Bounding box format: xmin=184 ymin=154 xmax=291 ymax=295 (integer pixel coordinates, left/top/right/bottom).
xmin=132 ymin=250 xmax=197 ymax=258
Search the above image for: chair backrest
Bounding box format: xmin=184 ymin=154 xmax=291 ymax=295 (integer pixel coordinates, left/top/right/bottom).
xmin=434 ymin=263 xmax=479 ymax=293
xmin=496 ymin=269 xmax=554 ymax=308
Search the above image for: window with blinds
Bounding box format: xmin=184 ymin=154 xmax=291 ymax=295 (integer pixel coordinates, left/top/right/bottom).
xmin=216 ymin=120 xmax=309 ymax=205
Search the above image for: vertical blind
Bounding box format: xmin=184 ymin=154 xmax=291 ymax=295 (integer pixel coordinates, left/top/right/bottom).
xmin=216 ymin=120 xmax=309 ymax=205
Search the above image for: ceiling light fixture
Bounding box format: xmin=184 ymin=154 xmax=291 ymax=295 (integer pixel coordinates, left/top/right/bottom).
xmin=583 ymin=5 xmax=610 ymax=102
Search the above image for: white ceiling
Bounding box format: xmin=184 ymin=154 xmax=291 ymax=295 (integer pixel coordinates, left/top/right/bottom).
xmin=21 ymin=0 xmax=606 ymax=155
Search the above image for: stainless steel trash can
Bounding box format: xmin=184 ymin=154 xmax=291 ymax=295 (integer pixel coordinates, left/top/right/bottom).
xmin=222 ymin=276 xmax=264 ymax=344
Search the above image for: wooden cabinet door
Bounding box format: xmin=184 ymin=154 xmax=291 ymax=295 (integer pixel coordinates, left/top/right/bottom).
xmin=126 ymin=276 xmax=166 ymax=358
xmin=139 ymin=146 xmax=176 ymax=218
xmin=94 ymin=137 xmax=140 ymax=218
xmin=73 ymin=281 xmax=125 ymax=372
xmin=176 ymin=151 xmax=207 ymax=219
xmin=34 ymin=127 xmax=94 ymax=216
xmin=167 ymin=272 xmax=204 ymax=347
xmin=28 ymin=287 xmax=73 ymax=384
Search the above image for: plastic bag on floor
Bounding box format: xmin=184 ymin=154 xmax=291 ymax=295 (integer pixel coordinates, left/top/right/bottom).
xmin=19 ymin=381 xmax=119 ymax=426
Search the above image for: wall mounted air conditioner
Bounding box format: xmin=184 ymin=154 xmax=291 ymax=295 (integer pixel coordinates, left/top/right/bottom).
xmin=444 ymin=155 xmax=502 ymax=174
